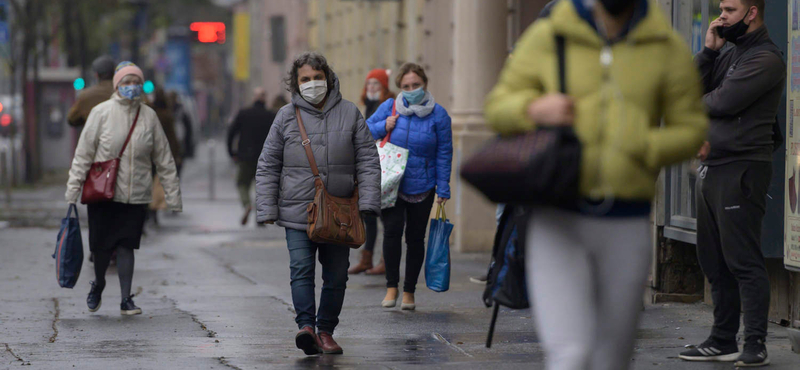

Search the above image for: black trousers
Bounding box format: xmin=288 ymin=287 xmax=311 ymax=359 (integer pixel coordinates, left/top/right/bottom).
xmin=364 ymin=214 xmax=378 ymax=252
xmin=381 ymin=192 xmax=435 ymax=293
xmin=695 ymin=160 xmax=771 ymax=343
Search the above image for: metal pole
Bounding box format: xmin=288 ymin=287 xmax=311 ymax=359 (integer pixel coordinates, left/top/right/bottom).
xmin=1 ymin=150 xmax=10 ymax=207
xmin=208 ymin=139 xmax=215 ymax=201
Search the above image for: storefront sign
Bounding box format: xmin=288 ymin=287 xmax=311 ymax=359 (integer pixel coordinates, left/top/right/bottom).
xmin=785 ymin=0 xmax=800 ymax=272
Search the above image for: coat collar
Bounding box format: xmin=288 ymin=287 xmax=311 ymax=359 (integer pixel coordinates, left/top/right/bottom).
xmin=550 ymin=0 xmax=671 ymax=47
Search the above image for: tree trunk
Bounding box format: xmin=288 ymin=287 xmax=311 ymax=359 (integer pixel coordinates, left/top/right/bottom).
xmin=76 ymin=0 xmax=88 ymax=78
xmin=61 ymin=0 xmax=76 ymax=67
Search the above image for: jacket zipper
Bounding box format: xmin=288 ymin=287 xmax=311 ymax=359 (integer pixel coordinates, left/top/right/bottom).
xmin=128 ymin=109 xmax=135 ymax=203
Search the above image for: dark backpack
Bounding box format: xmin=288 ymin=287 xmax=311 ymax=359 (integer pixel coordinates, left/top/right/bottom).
xmin=482 ymin=205 xmax=529 ymax=348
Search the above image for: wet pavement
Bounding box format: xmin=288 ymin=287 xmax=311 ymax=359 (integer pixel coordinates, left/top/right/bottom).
xmin=1 ymin=141 xmax=798 ymax=369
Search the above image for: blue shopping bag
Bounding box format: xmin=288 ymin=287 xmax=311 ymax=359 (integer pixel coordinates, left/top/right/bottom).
xmin=53 ymin=204 xmax=84 ymax=288
xmin=425 ymin=204 xmax=453 ymax=292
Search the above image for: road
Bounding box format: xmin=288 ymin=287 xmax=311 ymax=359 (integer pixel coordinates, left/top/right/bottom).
xmin=1 ymin=140 xmax=797 ymax=369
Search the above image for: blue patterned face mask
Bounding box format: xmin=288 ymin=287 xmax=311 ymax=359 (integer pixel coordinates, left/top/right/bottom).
xmin=118 ymin=84 xmax=143 ymax=100
xmin=402 ymin=87 xmax=425 ymax=105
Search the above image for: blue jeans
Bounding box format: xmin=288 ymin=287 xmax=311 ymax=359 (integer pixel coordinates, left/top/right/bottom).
xmin=285 ymin=228 xmax=350 ymax=334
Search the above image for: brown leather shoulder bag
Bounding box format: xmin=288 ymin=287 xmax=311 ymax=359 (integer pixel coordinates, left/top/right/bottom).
xmin=81 ymin=107 xmax=141 ymax=204
xmin=295 ymin=107 xmax=365 ymax=248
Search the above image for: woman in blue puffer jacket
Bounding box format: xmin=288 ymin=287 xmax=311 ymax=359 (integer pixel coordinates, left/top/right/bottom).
xmin=366 ymin=62 xmax=453 ymax=311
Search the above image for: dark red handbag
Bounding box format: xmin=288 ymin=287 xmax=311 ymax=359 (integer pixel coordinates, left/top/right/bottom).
xmin=80 ymin=107 xmax=140 ymax=204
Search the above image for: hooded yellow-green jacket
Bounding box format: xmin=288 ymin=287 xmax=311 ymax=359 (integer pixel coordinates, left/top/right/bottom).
xmin=484 ymin=0 xmax=708 ymax=202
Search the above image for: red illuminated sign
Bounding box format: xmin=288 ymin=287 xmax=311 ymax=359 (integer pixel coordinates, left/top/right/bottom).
xmin=190 ymin=22 xmax=226 ymax=44
xmin=0 ymin=114 xmax=11 ymax=127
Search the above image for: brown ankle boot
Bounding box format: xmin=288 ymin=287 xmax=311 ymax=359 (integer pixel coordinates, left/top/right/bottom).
xmin=365 ymin=257 xmax=385 ymax=275
xmin=317 ymin=332 xmax=343 ymax=354
xmin=348 ymin=250 xmax=373 ymax=274
xmin=295 ymin=327 xmax=321 ymax=355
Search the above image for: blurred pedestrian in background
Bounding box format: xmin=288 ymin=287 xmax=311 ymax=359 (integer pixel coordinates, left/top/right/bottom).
xmin=255 ymin=52 xmax=380 ymax=355
xmin=65 ymin=61 xmax=182 ymax=316
xmin=228 ymin=88 xmax=276 ymax=226
xmin=349 ymin=68 xmax=393 ymax=276
xmin=366 ymin=63 xmax=453 ymax=311
xmin=168 ymin=91 xmax=195 ymax=162
xmin=147 ymin=87 xmax=182 ymax=227
xmin=67 ymin=56 xmax=116 ymax=127
xmin=484 ymin=0 xmax=707 ymax=368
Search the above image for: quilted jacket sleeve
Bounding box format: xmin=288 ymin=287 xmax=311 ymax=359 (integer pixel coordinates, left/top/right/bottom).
xmin=365 ymin=99 xmax=394 ymax=140
xmin=151 ymin=110 xmax=183 ymax=212
xmin=353 ymin=109 xmax=381 ymax=216
xmin=65 ymin=108 xmax=103 ymax=203
xmin=484 ymin=21 xmax=547 ymax=135
xmin=644 ymin=34 xmax=709 ymax=171
xmin=435 ymin=107 xmax=453 ymax=199
xmin=255 ymin=108 xmax=285 ymax=223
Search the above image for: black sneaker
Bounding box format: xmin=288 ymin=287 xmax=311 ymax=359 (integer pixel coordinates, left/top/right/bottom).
xmin=120 ymin=295 xmax=142 ymax=315
xmin=679 ymin=337 xmax=739 ymax=362
xmin=87 ymin=281 xmax=104 ymax=312
xmin=735 ymin=339 xmax=769 ymax=367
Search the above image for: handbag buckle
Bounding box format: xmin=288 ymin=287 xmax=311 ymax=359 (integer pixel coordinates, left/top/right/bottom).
xmin=302 ymin=139 xmax=311 ymax=146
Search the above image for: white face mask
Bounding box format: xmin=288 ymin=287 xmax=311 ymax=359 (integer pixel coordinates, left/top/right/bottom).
xmin=300 ymin=80 xmax=328 ymax=105
xmin=366 ymin=91 xmax=381 ymax=101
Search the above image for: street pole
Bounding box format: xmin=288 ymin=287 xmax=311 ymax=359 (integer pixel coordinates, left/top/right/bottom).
xmin=1 ymin=150 xmax=10 ymax=207
xmin=208 ymin=139 xmax=215 ymax=201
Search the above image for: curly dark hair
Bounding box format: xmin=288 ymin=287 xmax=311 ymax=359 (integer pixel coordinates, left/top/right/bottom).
xmin=284 ymin=52 xmax=337 ymax=95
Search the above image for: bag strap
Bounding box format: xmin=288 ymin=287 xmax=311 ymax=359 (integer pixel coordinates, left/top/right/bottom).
xmin=66 ymin=203 xmax=77 ymax=219
xmin=435 ymin=203 xmax=447 ymax=221
xmin=118 ymin=107 xmax=141 ymax=159
xmin=295 ymin=107 xmax=321 ymax=178
xmin=379 ymin=103 xmax=397 ymax=148
xmin=555 ymin=35 xmax=566 ymax=94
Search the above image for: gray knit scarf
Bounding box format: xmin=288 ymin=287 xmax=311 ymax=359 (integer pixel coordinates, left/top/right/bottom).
xmin=394 ymin=91 xmax=436 ymax=118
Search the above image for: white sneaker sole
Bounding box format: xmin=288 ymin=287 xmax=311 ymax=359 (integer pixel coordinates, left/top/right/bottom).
xmin=734 ymin=359 xmax=770 ymax=367
xmin=88 ymin=300 xmax=101 ymax=313
xmin=679 ymin=353 xmax=739 ymax=362
xmin=120 ymin=308 xmax=142 ymax=315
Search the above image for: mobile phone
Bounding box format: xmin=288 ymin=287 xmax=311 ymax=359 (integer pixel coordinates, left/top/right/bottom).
xmin=715 ymin=26 xmax=725 ymax=38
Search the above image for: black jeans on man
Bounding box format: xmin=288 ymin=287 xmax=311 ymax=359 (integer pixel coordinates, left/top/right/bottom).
xmin=695 ymin=160 xmax=772 ymax=343
xmin=381 ymin=192 xmax=436 ymax=293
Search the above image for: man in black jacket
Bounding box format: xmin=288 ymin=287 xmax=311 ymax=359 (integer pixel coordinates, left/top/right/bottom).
xmin=227 ymin=88 xmax=277 ymax=226
xmin=680 ymin=0 xmax=785 ymax=367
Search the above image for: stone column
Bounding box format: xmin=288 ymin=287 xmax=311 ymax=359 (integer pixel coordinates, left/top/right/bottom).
xmin=449 ymin=0 xmax=508 ymax=252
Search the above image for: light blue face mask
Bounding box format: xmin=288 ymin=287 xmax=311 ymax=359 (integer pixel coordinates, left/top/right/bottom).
xmin=118 ymin=84 xmax=143 ymax=100
xmin=402 ymin=87 xmax=425 ymax=105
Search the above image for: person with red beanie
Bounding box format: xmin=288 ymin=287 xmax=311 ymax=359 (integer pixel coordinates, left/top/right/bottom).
xmin=349 ymin=69 xmax=393 ymax=275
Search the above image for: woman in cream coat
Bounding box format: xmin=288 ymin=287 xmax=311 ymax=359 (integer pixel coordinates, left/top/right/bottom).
xmin=65 ymin=61 xmax=182 ymax=316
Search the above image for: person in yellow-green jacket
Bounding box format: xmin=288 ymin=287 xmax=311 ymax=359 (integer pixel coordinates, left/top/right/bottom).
xmin=484 ymin=0 xmax=707 ymax=369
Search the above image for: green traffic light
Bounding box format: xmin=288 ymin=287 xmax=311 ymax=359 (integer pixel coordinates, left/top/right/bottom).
xmin=73 ymin=78 xmax=85 ymax=90
xmin=143 ymin=80 xmax=155 ymax=94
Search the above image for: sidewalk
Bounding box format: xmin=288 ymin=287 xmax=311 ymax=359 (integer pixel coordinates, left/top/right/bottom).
xmin=1 ymin=140 xmax=797 ymax=369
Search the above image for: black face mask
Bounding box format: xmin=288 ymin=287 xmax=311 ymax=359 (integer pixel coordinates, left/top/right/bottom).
xmin=599 ymin=0 xmax=637 ymax=16
xmin=716 ymin=9 xmax=751 ymax=44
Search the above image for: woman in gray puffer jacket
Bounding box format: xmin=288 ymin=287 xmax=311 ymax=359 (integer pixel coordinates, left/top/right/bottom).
xmin=255 ymin=52 xmax=380 ymax=356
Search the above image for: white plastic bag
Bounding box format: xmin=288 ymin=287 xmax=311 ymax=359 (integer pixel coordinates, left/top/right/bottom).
xmin=377 ymin=136 xmax=408 ymax=209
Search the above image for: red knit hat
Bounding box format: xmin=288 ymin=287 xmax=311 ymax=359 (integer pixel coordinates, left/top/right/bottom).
xmin=366 ymin=69 xmax=390 ymax=90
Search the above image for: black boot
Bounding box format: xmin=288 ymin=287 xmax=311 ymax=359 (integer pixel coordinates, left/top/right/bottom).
xmin=120 ymin=295 xmax=142 ymax=315
xmin=87 ymin=281 xmax=104 ymax=312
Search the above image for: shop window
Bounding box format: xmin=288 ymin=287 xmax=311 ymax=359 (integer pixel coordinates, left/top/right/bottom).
xmin=664 ymin=0 xmax=721 ymax=240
